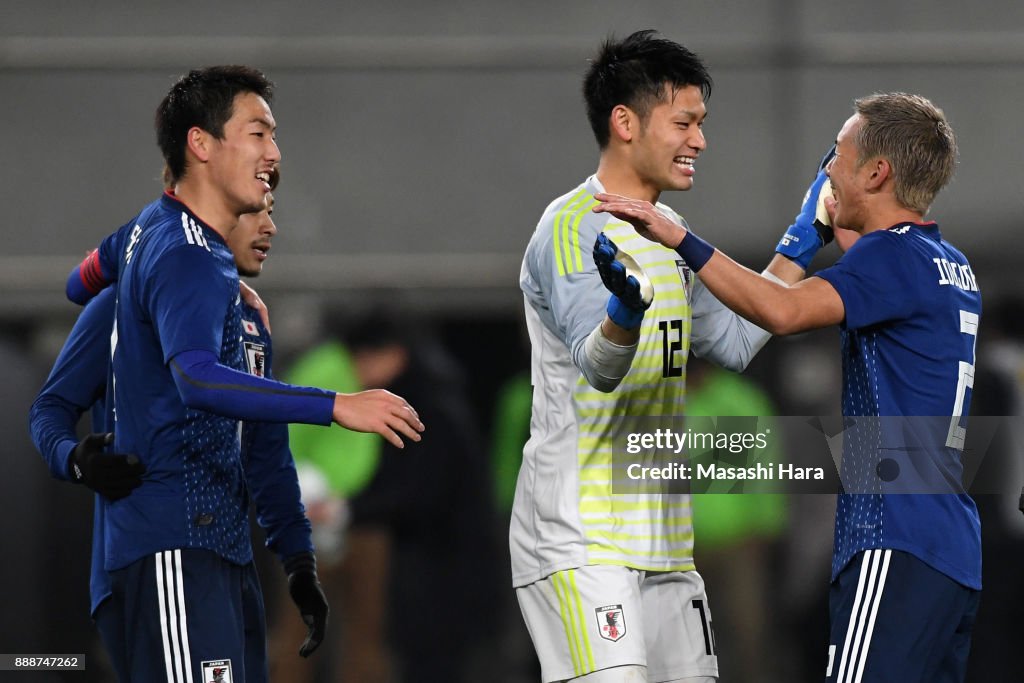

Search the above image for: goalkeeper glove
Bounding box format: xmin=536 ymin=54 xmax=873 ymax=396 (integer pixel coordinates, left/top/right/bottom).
xmin=593 ymin=233 xmax=654 ymax=330
xmin=68 ymin=433 xmax=145 ymax=500
xmin=775 ymin=145 xmax=837 ymax=270
xmin=284 ymin=551 xmax=329 ymax=657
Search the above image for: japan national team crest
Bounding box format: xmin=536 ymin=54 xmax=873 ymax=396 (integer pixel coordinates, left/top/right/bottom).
xmin=595 ymin=604 xmax=626 ymax=642
xmin=244 ymin=341 xmax=266 ymax=377
xmin=202 ymin=659 xmax=233 ymax=683
xmin=675 ymin=260 xmax=693 ymax=300
xmin=242 ymin=319 xmax=260 ymax=336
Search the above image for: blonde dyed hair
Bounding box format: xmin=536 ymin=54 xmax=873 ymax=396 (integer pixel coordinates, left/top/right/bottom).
xmin=853 ymin=92 xmax=957 ymax=214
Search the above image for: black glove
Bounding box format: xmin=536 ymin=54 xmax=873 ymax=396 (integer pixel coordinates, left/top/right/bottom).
xmin=68 ymin=433 xmax=145 ymax=500
xmin=284 ymin=552 xmax=329 ymax=657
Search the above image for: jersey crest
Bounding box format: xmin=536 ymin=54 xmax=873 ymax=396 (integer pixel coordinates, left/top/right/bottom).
xmin=595 ymin=604 xmax=626 ymax=642
xmin=244 ymin=341 xmax=266 ymax=377
xmin=202 ymin=659 xmax=232 ymax=683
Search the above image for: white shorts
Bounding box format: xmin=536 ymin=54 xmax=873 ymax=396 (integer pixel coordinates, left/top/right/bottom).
xmin=516 ymin=565 xmax=719 ymax=682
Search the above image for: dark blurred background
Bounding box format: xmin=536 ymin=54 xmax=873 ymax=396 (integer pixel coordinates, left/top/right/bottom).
xmin=3 ymin=2 xmax=1022 ymax=680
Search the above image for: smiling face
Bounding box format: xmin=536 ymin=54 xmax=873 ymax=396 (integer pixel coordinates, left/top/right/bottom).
xmin=205 ymin=92 xmax=281 ymax=216
xmin=229 ymin=194 xmax=277 ymax=278
xmin=825 ymin=114 xmax=870 ymax=232
xmin=630 ymin=84 xmax=707 ymax=195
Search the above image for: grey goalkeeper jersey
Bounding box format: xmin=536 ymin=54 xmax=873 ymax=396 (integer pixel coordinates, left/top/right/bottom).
xmin=511 ymin=175 xmax=771 ymax=587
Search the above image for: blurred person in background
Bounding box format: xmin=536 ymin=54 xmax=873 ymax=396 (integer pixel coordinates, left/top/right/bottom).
xmin=268 ymin=333 xmax=383 ymax=683
xmin=272 ymin=310 xmax=500 ymax=683
xmin=341 ymin=311 xmax=501 ymax=682
xmin=687 ymin=358 xmax=787 ymax=683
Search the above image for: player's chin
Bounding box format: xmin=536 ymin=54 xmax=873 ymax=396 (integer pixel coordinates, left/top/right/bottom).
xmin=238 ymin=263 xmax=263 ymax=278
xmin=667 ymin=175 xmax=694 ymax=192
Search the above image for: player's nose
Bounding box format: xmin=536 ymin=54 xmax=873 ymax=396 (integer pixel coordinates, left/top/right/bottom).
xmin=265 ymin=137 xmax=282 ymax=164
xmin=690 ymin=126 xmax=706 ymax=151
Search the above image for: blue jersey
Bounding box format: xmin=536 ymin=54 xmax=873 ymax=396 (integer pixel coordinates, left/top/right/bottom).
xmin=236 ymin=306 xmax=314 ymax=565
xmin=29 ymin=290 xmax=117 ymax=615
xmin=30 ymin=288 xmax=312 ymax=614
xmin=66 ymin=204 xmax=162 ymax=304
xmin=816 ymin=222 xmax=982 ymax=589
xmin=109 ymin=192 xmax=326 ymax=571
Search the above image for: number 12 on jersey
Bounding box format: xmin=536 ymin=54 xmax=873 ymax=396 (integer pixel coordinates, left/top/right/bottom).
xmin=659 ymin=319 xmax=684 ymax=378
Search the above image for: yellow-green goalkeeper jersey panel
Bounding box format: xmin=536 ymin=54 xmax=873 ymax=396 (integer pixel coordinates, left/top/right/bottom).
xmin=512 ymin=176 xmax=695 ymax=587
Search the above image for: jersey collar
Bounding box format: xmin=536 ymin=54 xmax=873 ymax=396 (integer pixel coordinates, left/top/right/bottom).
xmin=161 ymin=190 xmax=228 ymax=247
xmin=887 ymin=220 xmax=941 ymax=241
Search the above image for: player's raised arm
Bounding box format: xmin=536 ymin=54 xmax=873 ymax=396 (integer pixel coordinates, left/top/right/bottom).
xmin=593 ymin=191 xmax=846 ymax=335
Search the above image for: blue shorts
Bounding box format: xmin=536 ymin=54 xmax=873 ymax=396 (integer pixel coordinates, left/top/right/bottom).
xmin=101 ymin=549 xmax=268 ymax=683
xmin=826 ymin=549 xmax=979 ymax=683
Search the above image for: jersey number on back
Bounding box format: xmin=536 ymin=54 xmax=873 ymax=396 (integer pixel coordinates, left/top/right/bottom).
xmin=946 ymin=309 xmax=978 ymax=450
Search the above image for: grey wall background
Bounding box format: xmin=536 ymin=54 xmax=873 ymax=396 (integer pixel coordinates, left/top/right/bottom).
xmin=2 ymin=0 xmax=1023 ymax=327
xmin=3 ymin=4 xmax=1023 ymax=679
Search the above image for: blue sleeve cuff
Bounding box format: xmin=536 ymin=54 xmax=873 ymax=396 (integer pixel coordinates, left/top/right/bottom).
xmin=56 ymin=439 xmax=78 ymax=481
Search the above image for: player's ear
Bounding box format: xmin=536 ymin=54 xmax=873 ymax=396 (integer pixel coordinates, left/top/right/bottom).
xmin=186 ymin=126 xmax=212 ymax=163
xmin=609 ymin=105 xmax=637 ymax=143
xmin=865 ymin=157 xmax=890 ymax=191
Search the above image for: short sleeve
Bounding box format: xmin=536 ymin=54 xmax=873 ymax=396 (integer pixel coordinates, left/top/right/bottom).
xmin=815 ymin=231 xmax=918 ymax=329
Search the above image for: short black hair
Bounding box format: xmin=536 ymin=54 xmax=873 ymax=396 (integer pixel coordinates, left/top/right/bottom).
xmin=583 ymin=30 xmax=712 ymax=149
xmin=155 ymin=65 xmax=274 ymax=183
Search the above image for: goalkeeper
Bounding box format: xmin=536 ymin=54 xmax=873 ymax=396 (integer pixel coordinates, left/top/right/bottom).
xmin=513 ymin=29 xmax=835 ymax=683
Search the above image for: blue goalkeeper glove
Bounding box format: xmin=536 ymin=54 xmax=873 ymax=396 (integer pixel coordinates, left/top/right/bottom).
xmin=593 ymin=233 xmax=653 ymax=330
xmin=776 ymin=145 xmax=837 ymax=270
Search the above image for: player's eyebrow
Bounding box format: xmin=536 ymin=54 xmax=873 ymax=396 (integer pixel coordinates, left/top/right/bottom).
xmin=674 ymin=109 xmax=706 ymax=121
xmin=250 ymin=117 xmax=276 ymax=131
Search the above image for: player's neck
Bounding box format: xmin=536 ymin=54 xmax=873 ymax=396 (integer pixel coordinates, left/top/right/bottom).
xmin=860 ymin=203 xmax=924 ymax=235
xmin=595 ymin=154 xmax=660 ymax=204
xmin=173 ymin=178 xmax=239 ymax=240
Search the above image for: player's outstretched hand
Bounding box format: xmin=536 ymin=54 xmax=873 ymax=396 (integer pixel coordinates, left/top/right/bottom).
xmin=332 ymin=390 xmax=424 ymax=448
xmin=284 ymin=552 xmax=329 ymax=658
xmin=775 ymin=145 xmax=837 ymax=270
xmin=592 ymin=193 xmax=687 ymax=248
xmin=68 ymin=433 xmax=145 ymax=500
xmin=239 ymin=281 xmax=271 ymax=334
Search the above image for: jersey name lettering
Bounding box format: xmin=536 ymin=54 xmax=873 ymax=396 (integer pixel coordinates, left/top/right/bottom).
xmin=124 ymin=224 xmax=143 ymax=265
xmin=932 ymin=258 xmax=978 ymax=292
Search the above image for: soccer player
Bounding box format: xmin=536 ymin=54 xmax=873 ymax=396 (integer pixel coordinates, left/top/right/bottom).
xmin=30 ymin=197 xmax=329 ymax=682
xmin=596 ymin=92 xmax=981 ymax=682
xmin=513 ymin=31 xmax=832 ymax=683
xmin=91 ymin=65 xmax=420 ymax=681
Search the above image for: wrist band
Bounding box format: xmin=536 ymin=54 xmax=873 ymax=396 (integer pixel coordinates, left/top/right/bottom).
xmin=606 ymin=295 xmax=644 ymax=330
xmin=674 ymin=231 xmax=715 ymax=272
